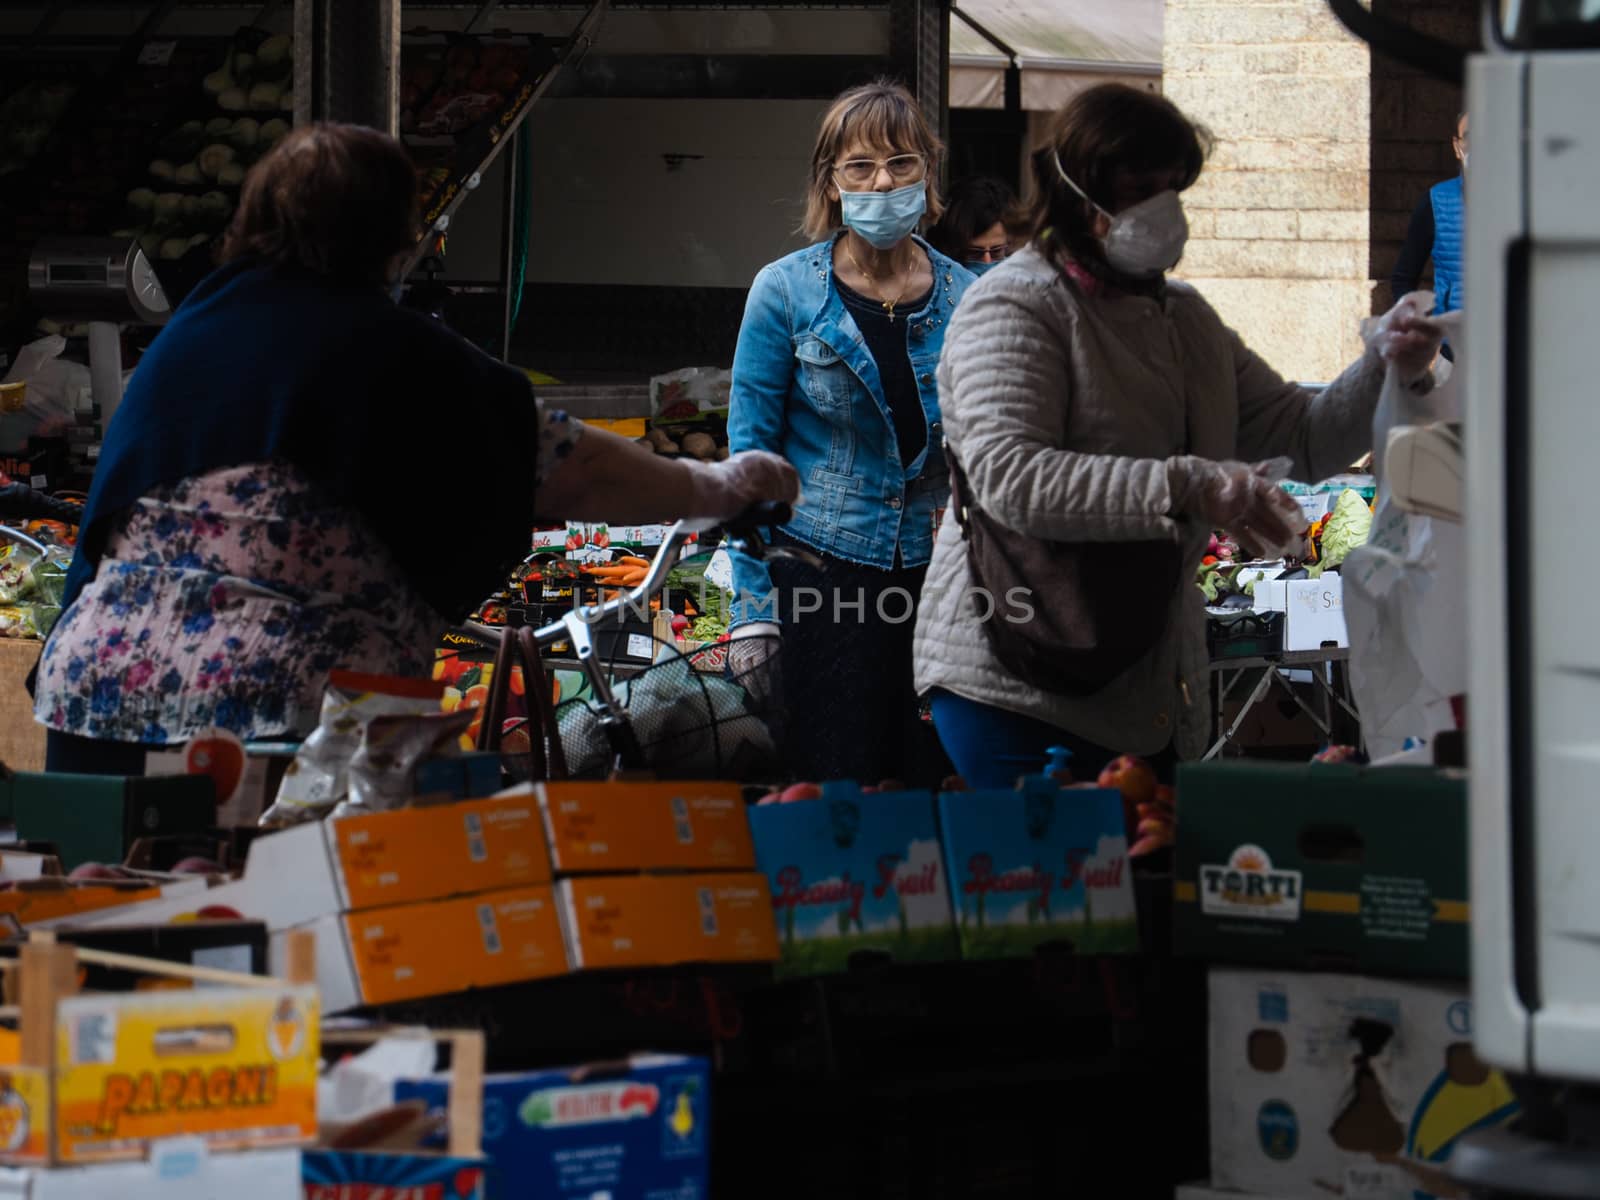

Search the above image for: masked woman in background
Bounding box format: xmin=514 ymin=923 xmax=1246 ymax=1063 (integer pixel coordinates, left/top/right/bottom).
xmin=726 ymin=81 xmax=975 ymax=785
xmin=914 ymin=84 xmax=1443 ymax=788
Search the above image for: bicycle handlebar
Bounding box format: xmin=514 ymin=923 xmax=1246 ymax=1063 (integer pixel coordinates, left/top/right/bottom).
xmin=464 ymin=499 xmax=796 ymax=650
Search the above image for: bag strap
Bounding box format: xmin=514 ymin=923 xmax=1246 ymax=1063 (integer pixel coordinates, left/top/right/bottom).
xmin=477 ymin=626 xmax=567 ymax=780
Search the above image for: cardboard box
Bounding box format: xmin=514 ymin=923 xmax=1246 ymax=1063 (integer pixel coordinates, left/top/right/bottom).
xmin=50 ymin=920 xmax=268 ymax=988
xmin=328 ymin=793 xmax=552 ymax=911
xmin=69 ymin=793 xmax=556 ymax=934
xmin=535 ymin=781 xmax=755 ymax=873
xmin=285 ymin=885 xmax=567 ymax=1012
xmin=301 ymin=1152 xmax=486 ymax=1200
xmin=557 ymin=873 xmax=779 ymax=971
xmin=43 ymin=984 xmax=319 ymax=1163
xmin=395 ymin=1055 xmax=710 ymax=1200
xmin=11 ymin=774 xmax=216 ymax=871
xmin=0 ymin=1142 xmax=301 ymax=1200
xmin=749 ymin=787 xmax=958 ymax=976
xmin=1173 ymin=762 xmax=1469 ymax=978
xmin=1208 ymin=968 xmax=1520 ymax=1199
xmin=938 ymin=785 xmax=1139 ymax=960
xmin=1285 ymin=575 xmax=1348 ymax=651
xmin=0 ymin=877 xmax=207 ymax=929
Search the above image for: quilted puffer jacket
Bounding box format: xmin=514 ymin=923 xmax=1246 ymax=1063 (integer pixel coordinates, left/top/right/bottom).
xmin=912 ymin=245 xmax=1386 ymax=759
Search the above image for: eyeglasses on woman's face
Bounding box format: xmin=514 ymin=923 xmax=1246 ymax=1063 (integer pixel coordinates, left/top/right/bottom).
xmin=965 ymin=242 xmax=1009 ymax=264
xmin=833 ymin=153 xmax=925 ymax=190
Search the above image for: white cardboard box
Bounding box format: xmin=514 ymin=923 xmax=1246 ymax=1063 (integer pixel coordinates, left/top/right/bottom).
xmin=1209 ymin=969 xmax=1519 ymax=1200
xmin=1284 ymin=576 xmax=1348 ymax=651
xmin=0 ymin=1141 xmax=300 ymax=1200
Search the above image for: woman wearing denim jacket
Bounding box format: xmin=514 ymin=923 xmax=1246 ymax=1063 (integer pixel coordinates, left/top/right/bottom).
xmin=725 ymin=81 xmax=975 ymax=785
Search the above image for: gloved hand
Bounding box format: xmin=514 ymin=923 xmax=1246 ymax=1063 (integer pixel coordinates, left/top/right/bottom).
xmin=726 ymin=622 xmax=782 ymax=706
xmin=1173 ymin=455 xmax=1305 ymax=561
xmin=685 ymin=451 xmax=801 ymax=520
xmin=1368 ymin=290 xmax=1445 ymax=384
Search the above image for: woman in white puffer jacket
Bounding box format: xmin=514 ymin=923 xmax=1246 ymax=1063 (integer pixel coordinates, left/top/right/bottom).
xmin=913 ymin=84 xmax=1442 ymax=788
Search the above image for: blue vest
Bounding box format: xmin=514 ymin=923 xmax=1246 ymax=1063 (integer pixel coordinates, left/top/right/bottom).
xmin=1430 ymin=175 xmax=1464 ymax=315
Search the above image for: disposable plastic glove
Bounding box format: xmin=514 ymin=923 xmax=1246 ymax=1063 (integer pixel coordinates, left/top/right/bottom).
xmin=1172 ymin=455 xmax=1305 ymax=561
xmin=1367 ymin=290 xmax=1445 ymax=384
xmin=684 ymin=451 xmax=800 ymax=520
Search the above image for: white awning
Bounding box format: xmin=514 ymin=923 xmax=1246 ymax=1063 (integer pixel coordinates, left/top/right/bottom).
xmin=949 ymin=0 xmax=1162 ymax=112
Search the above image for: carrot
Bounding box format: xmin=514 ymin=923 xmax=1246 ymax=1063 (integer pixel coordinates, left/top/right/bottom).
xmin=618 ymin=555 xmax=651 ymax=568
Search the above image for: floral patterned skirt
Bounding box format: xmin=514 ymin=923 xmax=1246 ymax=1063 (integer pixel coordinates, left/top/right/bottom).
xmin=34 ymin=462 xmax=444 ymax=745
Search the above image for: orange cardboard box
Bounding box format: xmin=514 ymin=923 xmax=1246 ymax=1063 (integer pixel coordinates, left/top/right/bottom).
xmin=0 ymin=881 xmax=166 ymax=928
xmin=291 ymin=885 xmax=568 ymax=1010
xmin=558 ymin=873 xmax=778 ymax=970
xmin=331 ymin=792 xmax=552 ymax=910
xmin=535 ymin=781 xmax=755 ymax=873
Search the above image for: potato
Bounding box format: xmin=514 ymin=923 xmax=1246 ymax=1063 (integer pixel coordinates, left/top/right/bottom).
xmin=715 ymin=445 xmax=730 ymax=461
xmin=681 ymin=431 xmax=718 ymax=461
xmin=644 ymin=427 xmax=680 ymax=454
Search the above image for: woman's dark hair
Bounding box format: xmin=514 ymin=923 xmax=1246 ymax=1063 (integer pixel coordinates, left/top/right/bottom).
xmin=220 ymin=122 xmax=418 ymax=284
xmin=927 ymin=175 xmax=1016 ymax=260
xmin=1025 ymin=84 xmax=1211 ymax=267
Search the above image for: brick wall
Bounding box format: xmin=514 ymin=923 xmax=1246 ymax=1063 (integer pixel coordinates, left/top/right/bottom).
xmin=1165 ymin=0 xmax=1373 ymax=382
xmin=1369 ymin=0 xmax=1476 ymax=306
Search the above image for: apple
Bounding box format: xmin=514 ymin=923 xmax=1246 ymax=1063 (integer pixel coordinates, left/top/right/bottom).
xmin=195 ymin=905 xmax=244 ymax=921
xmin=875 ymin=779 xmax=905 ymax=793
xmin=1098 ymin=754 xmax=1159 ymax=838
xmin=779 ymin=783 xmax=822 ymax=803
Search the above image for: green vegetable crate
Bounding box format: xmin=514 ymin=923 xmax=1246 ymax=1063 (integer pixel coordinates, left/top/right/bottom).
xmin=1173 ymin=761 xmax=1469 ymax=978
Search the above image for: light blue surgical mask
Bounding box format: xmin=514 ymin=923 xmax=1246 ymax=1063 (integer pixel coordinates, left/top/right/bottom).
xmin=839 ymin=181 xmax=926 ymax=250
xmin=965 ymin=260 xmax=997 ymax=276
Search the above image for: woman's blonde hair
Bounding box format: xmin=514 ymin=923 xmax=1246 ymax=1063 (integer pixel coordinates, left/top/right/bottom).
xmin=800 ymin=80 xmax=944 ymax=242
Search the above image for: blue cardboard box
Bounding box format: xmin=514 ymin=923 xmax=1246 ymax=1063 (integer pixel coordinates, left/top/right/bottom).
xmin=749 ymin=783 xmax=958 ymax=976
xmin=938 ymin=783 xmax=1139 ymax=959
xmin=302 ymin=1150 xmax=489 ymax=1200
xmin=396 ymin=1055 xmax=710 ymax=1200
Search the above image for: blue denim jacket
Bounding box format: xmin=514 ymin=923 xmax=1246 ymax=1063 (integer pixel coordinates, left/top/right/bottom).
xmin=727 ymin=236 xmax=974 ymax=626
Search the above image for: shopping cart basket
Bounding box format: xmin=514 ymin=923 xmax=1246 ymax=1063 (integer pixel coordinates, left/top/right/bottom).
xmin=468 ymin=501 xmax=808 ymax=781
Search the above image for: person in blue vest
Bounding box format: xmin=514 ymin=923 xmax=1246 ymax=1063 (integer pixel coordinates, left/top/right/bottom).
xmin=1390 ymin=112 xmax=1466 ymax=358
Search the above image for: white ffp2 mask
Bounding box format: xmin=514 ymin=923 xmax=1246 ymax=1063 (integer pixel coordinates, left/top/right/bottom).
xmin=1053 ymin=152 xmax=1189 ymax=278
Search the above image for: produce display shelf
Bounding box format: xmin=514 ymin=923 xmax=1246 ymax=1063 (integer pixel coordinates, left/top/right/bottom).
xmin=399 ymin=0 xmax=608 ymax=277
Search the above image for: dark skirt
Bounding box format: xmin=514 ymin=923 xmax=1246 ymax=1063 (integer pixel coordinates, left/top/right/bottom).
xmin=766 ymin=532 xmax=950 ymax=788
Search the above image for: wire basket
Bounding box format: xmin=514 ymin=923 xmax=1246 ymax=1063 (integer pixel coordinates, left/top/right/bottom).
xmin=554 ymin=632 xmax=782 ymax=780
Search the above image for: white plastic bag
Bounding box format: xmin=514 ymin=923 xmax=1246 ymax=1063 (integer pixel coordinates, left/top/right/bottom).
xmin=0 ymin=336 xmax=87 ymax=451
xmin=1342 ymin=309 xmax=1465 ymax=759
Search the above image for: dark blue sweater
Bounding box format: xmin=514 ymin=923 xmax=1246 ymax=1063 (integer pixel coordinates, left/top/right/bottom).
xmin=63 ymin=259 xmax=539 ymax=624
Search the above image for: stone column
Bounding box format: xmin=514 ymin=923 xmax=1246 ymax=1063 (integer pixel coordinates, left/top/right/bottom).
xmin=1164 ymin=0 xmax=1373 ymax=383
